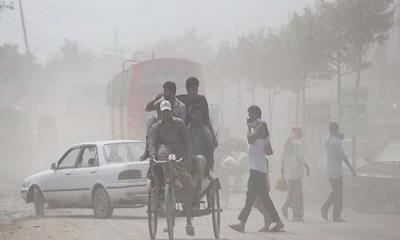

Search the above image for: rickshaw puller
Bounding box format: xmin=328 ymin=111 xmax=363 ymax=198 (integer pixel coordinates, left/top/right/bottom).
xmin=149 ymin=100 xmax=195 ymax=236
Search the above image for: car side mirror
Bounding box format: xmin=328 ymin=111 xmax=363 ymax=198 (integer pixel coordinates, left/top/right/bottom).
xmin=51 ymin=163 xmax=56 ymax=170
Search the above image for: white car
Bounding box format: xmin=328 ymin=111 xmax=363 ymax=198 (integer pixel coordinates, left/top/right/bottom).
xmin=21 ymin=140 xmax=150 ymax=218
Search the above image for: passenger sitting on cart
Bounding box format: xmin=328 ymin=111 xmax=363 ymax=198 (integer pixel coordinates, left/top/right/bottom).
xmin=140 ymin=81 xmax=186 ymax=160
xmin=149 ymin=100 xmax=196 ymax=236
xmin=188 ymin=104 xmax=216 ymax=201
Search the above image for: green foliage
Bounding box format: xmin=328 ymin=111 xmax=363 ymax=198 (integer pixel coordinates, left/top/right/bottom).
xmin=0 ymin=44 xmax=41 ymax=83
xmin=209 ymin=0 xmax=395 ymax=90
xmin=317 ymin=0 xmax=394 ymax=86
xmin=279 ymin=7 xmax=331 ymax=89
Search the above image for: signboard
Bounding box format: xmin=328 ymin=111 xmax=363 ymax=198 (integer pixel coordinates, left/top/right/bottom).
xmin=340 ymin=87 xmax=367 ymax=136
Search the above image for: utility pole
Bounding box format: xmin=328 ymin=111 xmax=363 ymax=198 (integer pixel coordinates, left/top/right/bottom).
xmin=18 ymin=0 xmax=30 ymax=54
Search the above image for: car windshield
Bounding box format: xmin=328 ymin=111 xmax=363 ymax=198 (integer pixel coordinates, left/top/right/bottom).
xmin=103 ymin=142 xmax=144 ymax=164
xmin=375 ymin=144 xmax=400 ymax=163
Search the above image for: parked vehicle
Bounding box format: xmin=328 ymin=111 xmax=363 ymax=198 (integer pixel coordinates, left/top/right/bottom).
xmin=21 ymin=140 xmax=149 ymax=218
xmin=347 ymin=142 xmax=400 ymax=212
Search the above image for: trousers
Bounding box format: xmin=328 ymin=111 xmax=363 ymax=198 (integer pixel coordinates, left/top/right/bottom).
xmin=238 ymin=169 xmax=281 ymax=224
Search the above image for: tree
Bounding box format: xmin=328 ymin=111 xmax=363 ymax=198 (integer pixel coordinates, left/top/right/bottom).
xmin=342 ymin=0 xmax=395 ymax=87
xmin=279 ymin=7 xmax=330 ymax=125
xmin=316 ymin=0 xmax=394 ymax=122
xmin=316 ymin=0 xmax=357 ymax=113
xmin=0 ymin=44 xmax=41 ymax=105
xmin=235 ymin=29 xmax=287 ymax=90
xmin=148 ymin=28 xmax=214 ymax=64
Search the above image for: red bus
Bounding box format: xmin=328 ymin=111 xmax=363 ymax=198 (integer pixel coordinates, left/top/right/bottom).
xmin=108 ymin=57 xmax=204 ymax=139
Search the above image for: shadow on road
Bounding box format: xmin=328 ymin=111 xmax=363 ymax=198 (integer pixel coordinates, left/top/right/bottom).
xmin=156 ymin=239 xmax=230 ymax=240
xmin=41 ymin=215 xmax=147 ymax=220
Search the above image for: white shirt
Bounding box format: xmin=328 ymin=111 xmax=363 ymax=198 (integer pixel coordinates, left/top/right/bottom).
xmin=248 ymin=138 xmax=268 ymax=173
xmin=282 ymin=138 xmax=305 ymax=180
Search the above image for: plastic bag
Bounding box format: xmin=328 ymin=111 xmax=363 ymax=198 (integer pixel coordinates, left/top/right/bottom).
xmin=275 ymin=175 xmax=288 ymax=192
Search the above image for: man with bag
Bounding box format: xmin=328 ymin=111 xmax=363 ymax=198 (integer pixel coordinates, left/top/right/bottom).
xmin=229 ymin=105 xmax=284 ymax=233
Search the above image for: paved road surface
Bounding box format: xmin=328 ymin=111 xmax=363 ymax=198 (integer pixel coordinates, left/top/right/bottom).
xmin=1 ymin=188 xmax=400 ymax=240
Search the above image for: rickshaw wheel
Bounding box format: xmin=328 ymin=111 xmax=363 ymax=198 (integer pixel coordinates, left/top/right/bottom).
xmin=147 ymin=191 xmax=158 ymax=240
xmin=211 ymin=185 xmax=221 ymax=239
xmin=165 ymin=184 xmax=175 ymax=240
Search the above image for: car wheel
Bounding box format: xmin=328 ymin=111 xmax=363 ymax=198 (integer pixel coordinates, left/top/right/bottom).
xmin=33 ymin=186 xmax=45 ymax=217
xmin=93 ymin=187 xmax=113 ymax=218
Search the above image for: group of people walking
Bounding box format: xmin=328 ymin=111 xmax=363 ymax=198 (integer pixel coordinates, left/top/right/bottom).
xmin=230 ymin=107 xmax=357 ymax=233
xmin=143 ymin=76 xmax=356 ymax=236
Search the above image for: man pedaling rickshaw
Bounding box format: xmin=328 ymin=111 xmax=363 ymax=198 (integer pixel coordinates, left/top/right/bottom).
xmin=148 ymin=100 xmax=215 ymax=236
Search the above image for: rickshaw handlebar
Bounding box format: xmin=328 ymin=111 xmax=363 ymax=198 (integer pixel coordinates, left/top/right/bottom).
xmin=152 ymin=157 xmax=183 ymax=164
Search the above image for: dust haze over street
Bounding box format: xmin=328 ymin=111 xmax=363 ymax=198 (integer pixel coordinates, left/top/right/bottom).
xmin=1 ymin=0 xmax=400 ymax=240
xmin=2 ymin=184 xmax=400 ymax=240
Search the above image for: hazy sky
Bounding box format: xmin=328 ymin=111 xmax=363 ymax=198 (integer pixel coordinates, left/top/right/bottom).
xmin=0 ymin=0 xmax=313 ymax=62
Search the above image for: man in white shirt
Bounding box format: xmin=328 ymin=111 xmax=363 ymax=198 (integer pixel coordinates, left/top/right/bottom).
xmin=229 ymin=105 xmax=284 ymax=233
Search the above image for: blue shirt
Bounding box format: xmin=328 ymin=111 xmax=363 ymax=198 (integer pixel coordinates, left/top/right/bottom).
xmin=325 ymin=135 xmax=347 ymax=178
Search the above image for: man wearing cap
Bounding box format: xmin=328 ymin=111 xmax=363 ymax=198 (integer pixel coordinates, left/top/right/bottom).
xmin=141 ymin=81 xmax=186 ymax=160
xmin=149 ymin=100 xmax=196 ymax=236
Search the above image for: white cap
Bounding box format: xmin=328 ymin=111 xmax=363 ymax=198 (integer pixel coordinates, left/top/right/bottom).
xmin=159 ymin=100 xmax=172 ymax=112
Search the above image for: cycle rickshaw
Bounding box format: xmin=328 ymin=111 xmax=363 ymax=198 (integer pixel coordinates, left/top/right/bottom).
xmin=147 ymin=154 xmax=222 ymax=240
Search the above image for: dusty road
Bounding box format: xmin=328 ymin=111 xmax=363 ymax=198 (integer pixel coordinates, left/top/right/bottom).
xmin=1 ymin=185 xmax=400 ymax=240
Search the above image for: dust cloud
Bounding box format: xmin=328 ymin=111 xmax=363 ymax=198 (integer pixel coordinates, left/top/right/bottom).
xmin=1 ymin=0 xmax=400 ymax=238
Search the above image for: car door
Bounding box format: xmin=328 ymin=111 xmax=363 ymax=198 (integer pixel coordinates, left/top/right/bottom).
xmin=45 ymin=147 xmax=81 ymax=206
xmin=70 ymin=145 xmax=99 ymax=207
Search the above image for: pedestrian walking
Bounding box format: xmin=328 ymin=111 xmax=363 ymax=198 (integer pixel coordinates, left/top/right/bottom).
xmin=253 ymin=172 xmax=272 ymax=231
xmin=321 ymin=122 xmax=356 ymax=222
xmin=281 ymin=126 xmax=310 ymax=222
xmin=229 ymin=105 xmax=284 ymax=232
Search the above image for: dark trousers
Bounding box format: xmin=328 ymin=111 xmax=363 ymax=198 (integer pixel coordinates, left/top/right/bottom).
xmin=322 ymin=177 xmax=343 ymax=220
xmin=238 ymin=169 xmax=281 ymax=224
xmin=283 ymin=179 xmax=304 ymax=219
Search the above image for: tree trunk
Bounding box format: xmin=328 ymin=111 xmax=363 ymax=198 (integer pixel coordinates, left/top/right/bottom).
xmin=295 ymin=89 xmax=300 ymax=125
xmin=356 ymin=67 xmax=362 ymax=88
xmin=355 ymin=46 xmax=363 ymax=88
xmin=302 ymin=85 xmax=306 ymax=131
xmin=353 ymin=46 xmax=363 ymax=170
xmin=337 ymin=63 xmax=342 ymax=123
xmin=268 ymin=90 xmax=274 ymax=133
